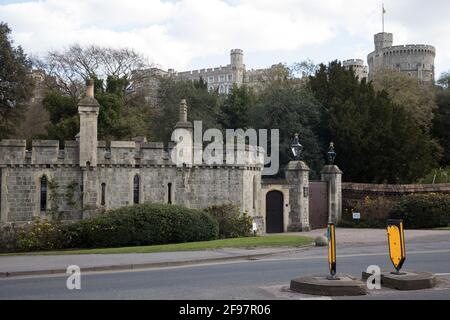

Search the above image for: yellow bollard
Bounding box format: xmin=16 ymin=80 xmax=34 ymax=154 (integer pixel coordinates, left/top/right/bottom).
xmin=387 ymin=219 xmax=406 ymax=275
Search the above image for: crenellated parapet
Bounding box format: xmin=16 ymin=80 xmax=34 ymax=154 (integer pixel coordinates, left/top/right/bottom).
xmin=0 ymin=140 xmax=80 ymax=166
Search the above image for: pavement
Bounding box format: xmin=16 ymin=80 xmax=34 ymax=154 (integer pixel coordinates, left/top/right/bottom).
xmin=280 ymin=228 xmax=450 ymax=245
xmin=0 ymin=228 xmax=449 ymax=278
xmin=1 ymin=230 xmax=450 ymax=299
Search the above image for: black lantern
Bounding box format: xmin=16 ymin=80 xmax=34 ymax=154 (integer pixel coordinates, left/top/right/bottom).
xmin=291 ymin=133 xmax=303 ymax=160
xmin=327 ymin=142 xmax=336 ymax=165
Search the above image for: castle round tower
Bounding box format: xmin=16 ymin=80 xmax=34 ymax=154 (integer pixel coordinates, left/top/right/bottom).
xmin=368 ymin=32 xmax=436 ymax=83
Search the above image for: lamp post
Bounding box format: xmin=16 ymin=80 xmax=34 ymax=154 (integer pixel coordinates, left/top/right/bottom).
xmin=327 ymin=142 xmax=336 ymax=165
xmin=291 ymin=133 xmax=303 ymax=160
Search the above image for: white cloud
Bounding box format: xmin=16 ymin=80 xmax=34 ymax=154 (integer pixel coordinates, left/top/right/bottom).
xmin=1 ymin=0 xmax=449 ymax=76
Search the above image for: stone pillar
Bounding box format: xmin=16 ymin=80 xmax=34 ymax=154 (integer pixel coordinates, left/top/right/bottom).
xmin=78 ymin=79 xmax=100 ymax=168
xmin=321 ymin=165 xmax=343 ymax=224
xmin=286 ymin=161 xmax=310 ymax=232
xmin=81 ymin=167 xmax=99 ymax=219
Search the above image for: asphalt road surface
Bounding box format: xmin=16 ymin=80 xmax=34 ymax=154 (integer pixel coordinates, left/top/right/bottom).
xmin=1 ymin=236 xmax=450 ymax=300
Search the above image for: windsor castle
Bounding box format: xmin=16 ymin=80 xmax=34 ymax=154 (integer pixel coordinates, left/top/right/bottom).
xmin=0 ymin=30 xmax=435 ymax=233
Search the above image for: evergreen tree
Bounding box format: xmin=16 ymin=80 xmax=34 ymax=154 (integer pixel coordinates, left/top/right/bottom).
xmin=0 ymin=22 xmax=33 ymax=139
xmin=432 ymin=90 xmax=450 ymax=166
xmin=154 ymin=78 xmax=219 ymax=143
xmin=253 ymin=79 xmax=324 ymax=178
xmin=308 ymin=61 xmax=440 ymax=183
xmin=218 ymin=84 xmax=256 ymax=130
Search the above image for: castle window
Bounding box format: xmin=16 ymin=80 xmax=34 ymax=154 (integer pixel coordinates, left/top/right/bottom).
xmin=101 ymin=183 xmax=106 ymax=206
xmin=208 ymin=76 xmax=214 ymax=83
xmin=133 ymin=175 xmax=140 ymax=204
xmin=40 ymin=176 xmax=48 ymax=212
xmin=220 ymin=75 xmax=225 ymax=82
xmin=168 ymin=183 xmax=172 ymax=204
xmin=227 ymin=74 xmax=233 ymax=82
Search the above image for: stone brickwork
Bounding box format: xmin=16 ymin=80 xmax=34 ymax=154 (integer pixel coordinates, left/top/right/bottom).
xmin=0 ymin=86 xmax=266 ymax=231
xmin=343 ymin=183 xmax=450 ymax=201
xmin=367 ymin=32 xmax=436 ymax=83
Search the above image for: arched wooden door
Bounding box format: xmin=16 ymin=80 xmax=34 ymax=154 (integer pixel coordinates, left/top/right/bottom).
xmin=266 ymin=191 xmax=284 ymax=233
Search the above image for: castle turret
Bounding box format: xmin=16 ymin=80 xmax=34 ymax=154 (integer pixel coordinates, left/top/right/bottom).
xmin=230 ymin=49 xmax=244 ymax=86
xmin=78 ymin=79 xmax=100 ymax=167
xmin=374 ymin=32 xmax=393 ymax=51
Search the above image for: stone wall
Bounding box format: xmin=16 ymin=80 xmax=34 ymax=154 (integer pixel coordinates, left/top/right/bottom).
xmin=343 ymin=183 xmax=450 ymax=200
xmin=0 ymin=139 xmax=263 ymax=227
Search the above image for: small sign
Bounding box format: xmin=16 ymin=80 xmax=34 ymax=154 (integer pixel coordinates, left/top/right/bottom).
xmin=252 ymin=222 xmax=257 ymax=232
xmin=353 ymin=212 xmax=361 ymax=220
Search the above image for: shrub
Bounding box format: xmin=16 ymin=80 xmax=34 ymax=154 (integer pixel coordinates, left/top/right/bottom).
xmin=390 ymin=193 xmax=450 ymax=229
xmin=64 ymin=203 xmax=219 ymax=249
xmin=340 ymin=196 xmax=396 ymax=228
xmin=204 ymin=204 xmax=252 ymax=239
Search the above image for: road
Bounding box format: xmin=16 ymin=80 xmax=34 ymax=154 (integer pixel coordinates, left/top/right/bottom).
xmin=1 ymin=235 xmax=450 ymax=300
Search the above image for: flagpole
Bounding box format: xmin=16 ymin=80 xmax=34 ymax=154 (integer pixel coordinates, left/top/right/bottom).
xmin=382 ymin=4 xmax=385 ymax=33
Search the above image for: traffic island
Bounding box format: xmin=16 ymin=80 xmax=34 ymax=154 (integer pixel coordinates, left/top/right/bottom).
xmin=290 ymin=274 xmax=367 ymax=296
xmin=362 ymin=270 xmax=437 ymax=291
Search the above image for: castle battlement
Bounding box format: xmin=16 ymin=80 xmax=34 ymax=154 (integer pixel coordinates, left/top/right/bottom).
xmin=376 ymin=44 xmax=436 ymax=56
xmin=343 ymin=59 xmax=365 ymax=64
xmin=0 ymin=139 xmax=264 ymax=168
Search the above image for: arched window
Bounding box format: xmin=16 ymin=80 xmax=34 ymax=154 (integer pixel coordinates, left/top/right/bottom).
xmin=40 ymin=176 xmax=48 ymax=212
xmin=168 ymin=183 xmax=172 ymax=204
xmin=133 ymin=175 xmax=140 ymax=205
xmin=101 ymin=183 xmax=106 ymax=206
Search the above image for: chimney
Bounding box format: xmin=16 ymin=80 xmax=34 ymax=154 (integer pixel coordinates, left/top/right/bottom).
xmin=86 ymin=79 xmax=94 ymax=98
xmin=180 ymin=99 xmax=188 ymax=123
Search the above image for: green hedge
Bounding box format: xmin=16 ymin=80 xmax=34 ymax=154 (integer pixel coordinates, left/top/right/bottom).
xmin=64 ymin=203 xmax=219 ymax=249
xmin=390 ymin=193 xmax=450 ymax=229
xmin=1 ymin=203 xmax=219 ymax=252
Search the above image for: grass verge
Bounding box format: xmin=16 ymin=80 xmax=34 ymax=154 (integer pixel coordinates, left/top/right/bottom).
xmin=1 ymin=235 xmax=314 ymax=256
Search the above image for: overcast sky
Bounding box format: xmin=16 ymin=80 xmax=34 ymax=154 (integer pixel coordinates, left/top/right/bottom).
xmin=1 ymin=0 xmax=449 ymax=78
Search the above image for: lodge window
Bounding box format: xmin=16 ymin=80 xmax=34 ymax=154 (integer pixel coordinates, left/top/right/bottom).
xmin=133 ymin=175 xmax=140 ymax=204
xmin=40 ymin=176 xmax=48 ymax=211
xmin=101 ymin=183 xmax=106 ymax=206
xmin=168 ymin=183 xmax=172 ymax=204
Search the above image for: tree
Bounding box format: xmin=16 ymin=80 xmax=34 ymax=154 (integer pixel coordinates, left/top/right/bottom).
xmin=153 ymin=77 xmax=219 ymax=143
xmin=432 ymin=90 xmax=450 ymax=166
xmin=371 ymin=69 xmax=436 ymax=131
xmin=218 ymin=84 xmax=256 ymax=130
xmin=0 ymin=22 xmax=33 ymax=139
xmin=34 ymin=44 xmax=150 ymax=100
xmin=437 ymin=71 xmax=450 ymax=90
xmin=252 ymin=75 xmax=324 ymax=178
xmin=309 ymin=61 xmax=440 ymax=183
xmin=43 ymin=91 xmax=79 ymax=142
xmin=43 ymin=76 xmax=149 ymax=143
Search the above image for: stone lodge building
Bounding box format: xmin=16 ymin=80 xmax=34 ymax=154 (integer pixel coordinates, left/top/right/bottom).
xmin=0 ymin=81 xmax=343 ymax=233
